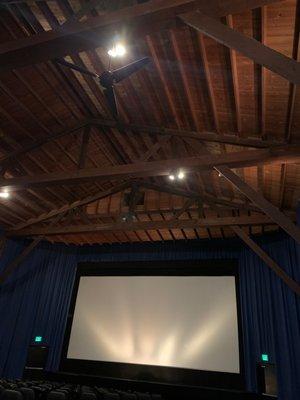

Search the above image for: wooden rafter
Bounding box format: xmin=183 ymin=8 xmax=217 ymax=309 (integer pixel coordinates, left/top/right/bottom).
xmin=0 ymin=120 xmax=289 ymax=172
xmin=259 ymin=6 xmax=266 ymax=138
xmin=7 ymin=179 xmax=267 ymax=236
xmin=0 ymin=1 xmax=283 ymax=73
xmin=10 ymin=181 xmax=132 ymax=231
xmin=78 ymin=126 xmax=91 ymax=169
xmin=279 ymin=0 xmax=300 ymax=209
xmin=9 ymin=215 xmax=276 ymax=237
xmin=141 ymin=182 xmax=261 ymax=212
xmin=232 ymin=226 xmax=300 ymax=295
xmin=256 ymin=6 xmax=266 ymax=197
xmin=216 ymin=165 xmax=300 ymax=244
xmin=0 ymin=211 xmax=66 ymax=284
xmin=82 ymin=207 xmax=280 ymax=222
xmin=91 ymin=119 xmax=287 ymax=148
xmin=62 ymin=0 xmax=105 ymax=25
xmin=0 ymin=120 xmax=89 ymax=168
xmin=0 ymin=145 xmax=298 ymax=190
xmin=128 ymin=184 xmax=139 ymax=216
xmin=226 ymin=14 xmax=241 ymax=134
xmin=172 ymin=198 xmax=197 ymax=219
xmin=0 ymin=0 xmax=298 ymax=248
xmin=196 ymin=31 xmax=220 ymax=132
xmin=0 ymin=1 xmax=52 ymax=4
xmin=181 ymin=11 xmax=300 ymax=84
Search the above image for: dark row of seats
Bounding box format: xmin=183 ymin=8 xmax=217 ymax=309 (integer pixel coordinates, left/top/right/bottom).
xmin=0 ymin=379 xmax=162 ymax=400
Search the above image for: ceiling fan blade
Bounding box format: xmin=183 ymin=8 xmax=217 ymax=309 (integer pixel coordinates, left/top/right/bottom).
xmin=55 ymin=58 xmax=99 ymax=78
xmin=111 ymin=57 xmax=150 ymax=83
xmin=103 ymin=86 xmax=118 ymax=117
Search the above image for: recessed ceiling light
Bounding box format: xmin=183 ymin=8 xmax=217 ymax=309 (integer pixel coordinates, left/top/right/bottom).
xmin=0 ymin=191 xmax=9 ymax=198
xmin=169 ymin=174 xmax=175 ymax=181
xmin=177 ymin=171 xmax=185 ymax=180
xmin=108 ymin=43 xmax=126 ymax=58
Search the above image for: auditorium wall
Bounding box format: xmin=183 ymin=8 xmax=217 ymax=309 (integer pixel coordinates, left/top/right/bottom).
xmin=0 ymin=233 xmax=299 ymax=400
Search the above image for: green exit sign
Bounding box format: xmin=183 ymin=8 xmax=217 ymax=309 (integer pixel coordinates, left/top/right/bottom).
xmin=34 ymin=336 xmax=42 ymax=343
xmin=261 ymin=353 xmax=269 ymax=362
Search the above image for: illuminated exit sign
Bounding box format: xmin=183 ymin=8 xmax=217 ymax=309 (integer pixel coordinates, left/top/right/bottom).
xmin=34 ymin=336 xmax=42 ymax=343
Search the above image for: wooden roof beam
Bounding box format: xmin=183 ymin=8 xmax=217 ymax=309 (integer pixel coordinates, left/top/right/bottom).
xmin=216 ymin=165 xmax=300 ymax=244
xmin=140 ymin=181 xmax=261 ymax=212
xmin=62 ymin=0 xmax=106 ymax=25
xmin=279 ymin=0 xmax=300 ymax=209
xmin=0 ymin=1 xmax=283 ymax=73
xmin=172 ymin=198 xmax=197 ymax=220
xmin=78 ymin=126 xmax=91 ymax=169
xmin=91 ymin=118 xmax=288 ymax=148
xmin=9 ymin=179 xmax=265 ymax=234
xmin=232 ymin=226 xmax=300 ymax=296
xmin=0 ymin=211 xmax=66 ymax=285
xmin=226 ymin=14 xmax=242 ymax=134
xmin=0 ymin=120 xmax=89 ymax=169
xmin=60 ymin=208 xmax=296 ymax=222
xmin=8 ymin=215 xmax=276 ymax=237
xmin=181 ymin=11 xmax=300 ymax=84
xmin=0 ymin=120 xmax=289 ymax=171
xmin=0 ymin=145 xmax=298 ymax=191
xmin=11 ymin=181 xmax=132 ymax=231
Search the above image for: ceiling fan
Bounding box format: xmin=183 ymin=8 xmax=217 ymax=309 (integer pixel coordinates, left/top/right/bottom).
xmin=55 ymin=56 xmax=150 ymax=117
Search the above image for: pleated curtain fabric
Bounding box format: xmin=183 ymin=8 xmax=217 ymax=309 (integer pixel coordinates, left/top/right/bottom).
xmin=0 ymin=234 xmax=299 ymax=399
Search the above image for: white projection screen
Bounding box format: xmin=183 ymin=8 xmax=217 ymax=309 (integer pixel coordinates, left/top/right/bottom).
xmin=66 ymin=274 xmax=240 ymax=375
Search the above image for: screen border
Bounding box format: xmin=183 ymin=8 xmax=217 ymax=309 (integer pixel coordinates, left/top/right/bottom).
xmin=60 ymin=259 xmax=244 ymax=390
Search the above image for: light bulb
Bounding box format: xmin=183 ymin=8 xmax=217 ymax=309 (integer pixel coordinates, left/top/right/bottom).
xmin=108 ymin=48 xmax=117 ymax=57
xmin=108 ymin=43 xmax=126 ymax=58
xmin=0 ymin=191 xmax=9 ymax=198
xmin=177 ymin=171 xmax=185 ymax=180
xmin=169 ymin=174 xmax=175 ymax=181
xmin=115 ymin=43 xmax=126 ymax=56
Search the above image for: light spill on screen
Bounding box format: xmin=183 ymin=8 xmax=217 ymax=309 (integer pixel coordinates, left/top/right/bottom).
xmin=67 ymin=276 xmax=240 ymax=374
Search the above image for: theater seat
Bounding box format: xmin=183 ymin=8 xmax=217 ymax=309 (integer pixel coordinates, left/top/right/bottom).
xmin=47 ymin=391 xmax=66 ymax=400
xmin=136 ymin=394 xmax=151 ymax=400
xmin=80 ymin=393 xmax=97 ymax=400
xmin=103 ymin=393 xmax=119 ymax=400
xmin=0 ymin=390 xmax=23 ymax=400
xmin=81 ymin=387 xmax=93 ymax=393
xmin=119 ymin=393 xmax=136 ymax=400
xmin=19 ymin=388 xmax=35 ymax=400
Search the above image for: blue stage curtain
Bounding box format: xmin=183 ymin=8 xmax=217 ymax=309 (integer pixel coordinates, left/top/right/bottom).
xmin=239 ymin=234 xmax=300 ymax=399
xmin=0 ymin=234 xmax=299 ymax=399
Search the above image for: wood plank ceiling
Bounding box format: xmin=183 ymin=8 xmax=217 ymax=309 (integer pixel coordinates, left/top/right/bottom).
xmin=0 ymin=0 xmax=299 ymax=245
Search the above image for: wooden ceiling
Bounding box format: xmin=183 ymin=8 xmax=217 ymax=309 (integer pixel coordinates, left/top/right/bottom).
xmin=0 ymin=0 xmax=299 ymax=246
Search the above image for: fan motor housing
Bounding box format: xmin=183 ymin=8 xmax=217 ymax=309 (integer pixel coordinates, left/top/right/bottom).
xmin=99 ymin=70 xmax=115 ymax=88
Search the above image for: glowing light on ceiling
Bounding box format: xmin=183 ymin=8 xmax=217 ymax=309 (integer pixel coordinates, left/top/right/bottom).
xmin=0 ymin=191 xmax=9 ymax=199
xmin=168 ymin=170 xmax=185 ymax=181
xmin=108 ymin=43 xmax=126 ymax=58
xmin=177 ymin=171 xmax=185 ymax=180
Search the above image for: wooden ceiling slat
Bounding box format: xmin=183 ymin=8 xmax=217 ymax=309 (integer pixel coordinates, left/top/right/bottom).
xmin=181 ymin=11 xmax=300 ymax=85
xmin=226 ymin=14 xmax=242 ymax=134
xmin=0 ymin=0 xmax=285 ymax=73
xmin=279 ymin=0 xmax=300 ymax=210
